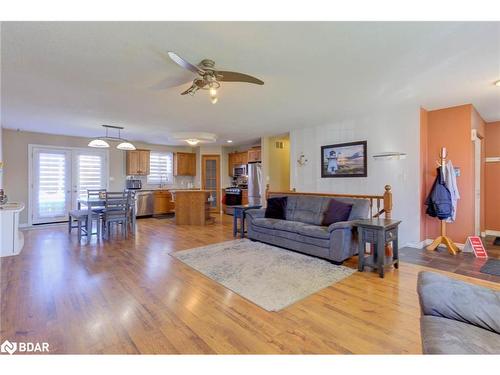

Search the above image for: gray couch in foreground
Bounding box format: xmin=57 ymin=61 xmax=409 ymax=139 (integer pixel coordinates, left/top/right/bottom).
xmin=246 ymin=194 xmax=370 ymax=263
xmin=417 ymin=271 xmax=500 ymax=354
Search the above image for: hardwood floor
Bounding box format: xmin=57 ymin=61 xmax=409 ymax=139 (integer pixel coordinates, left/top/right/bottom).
xmin=1 ymin=215 xmax=499 ymax=354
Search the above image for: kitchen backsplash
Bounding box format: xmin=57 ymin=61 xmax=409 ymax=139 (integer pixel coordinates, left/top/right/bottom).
xmin=130 ymin=175 xmax=197 ymax=190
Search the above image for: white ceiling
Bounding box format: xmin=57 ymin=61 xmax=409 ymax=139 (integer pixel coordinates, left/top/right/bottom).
xmin=1 ymin=22 xmax=499 ymax=145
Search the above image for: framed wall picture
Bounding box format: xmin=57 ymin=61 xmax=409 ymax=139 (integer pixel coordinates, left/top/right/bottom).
xmin=321 ymin=141 xmax=367 ymax=178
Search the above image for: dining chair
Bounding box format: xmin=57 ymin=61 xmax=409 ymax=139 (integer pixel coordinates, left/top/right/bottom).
xmin=87 ymin=189 xmax=107 ymax=211
xmin=125 ymin=190 xmax=136 ymax=234
xmin=103 ymin=192 xmax=129 ymax=239
xmin=68 ymin=209 xmax=101 ymax=243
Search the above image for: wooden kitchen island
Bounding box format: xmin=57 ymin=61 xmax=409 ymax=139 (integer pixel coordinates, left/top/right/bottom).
xmin=172 ymin=190 xmax=212 ymax=225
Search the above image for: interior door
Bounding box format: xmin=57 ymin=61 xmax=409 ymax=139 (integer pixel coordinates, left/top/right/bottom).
xmin=202 ymin=155 xmax=220 ymax=212
xmin=32 ymin=148 xmax=72 ymax=224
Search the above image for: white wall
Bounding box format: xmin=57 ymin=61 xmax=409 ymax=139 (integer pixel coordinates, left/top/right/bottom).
xmin=290 ymin=104 xmax=421 ymax=246
xmin=0 ymin=123 xmax=3 ymax=189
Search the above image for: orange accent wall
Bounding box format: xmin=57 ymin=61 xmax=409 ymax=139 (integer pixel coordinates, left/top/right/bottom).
xmin=485 ymin=121 xmax=500 ymax=231
xmin=421 ymin=104 xmax=475 ymax=243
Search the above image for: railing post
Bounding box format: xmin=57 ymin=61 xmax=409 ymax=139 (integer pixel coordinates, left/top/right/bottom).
xmin=383 ymin=185 xmax=392 ymax=219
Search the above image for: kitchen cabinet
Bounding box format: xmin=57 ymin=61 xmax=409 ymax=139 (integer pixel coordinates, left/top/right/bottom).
xmin=247 ymin=147 xmax=261 ymax=162
xmin=153 ymin=191 xmax=175 ymax=215
xmin=174 ymin=152 xmax=196 ymax=176
xmin=126 ymin=150 xmax=150 ymax=176
xmin=228 ymin=151 xmax=249 ymax=177
xmin=242 ymin=189 xmax=248 ymax=205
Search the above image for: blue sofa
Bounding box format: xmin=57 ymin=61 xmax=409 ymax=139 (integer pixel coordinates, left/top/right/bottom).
xmin=246 ymin=194 xmax=370 ymax=263
xmin=418 ymin=271 xmax=500 ymax=354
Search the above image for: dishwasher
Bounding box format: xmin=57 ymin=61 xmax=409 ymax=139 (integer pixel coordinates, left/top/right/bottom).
xmin=135 ymin=191 xmax=154 ymax=217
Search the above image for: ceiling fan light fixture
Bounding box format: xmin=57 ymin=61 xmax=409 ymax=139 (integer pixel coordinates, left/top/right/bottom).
xmin=88 ymin=138 xmax=110 ymax=148
xmin=186 ymin=139 xmax=200 ymax=146
xmin=210 ymin=96 xmax=218 ymax=104
xmin=117 ymin=142 xmax=136 ymax=151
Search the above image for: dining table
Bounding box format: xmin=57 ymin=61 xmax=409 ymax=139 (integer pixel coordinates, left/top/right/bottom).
xmin=77 ymin=196 xmax=136 ymax=237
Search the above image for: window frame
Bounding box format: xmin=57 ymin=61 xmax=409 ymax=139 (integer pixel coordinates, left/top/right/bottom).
xmin=147 ymin=151 xmax=174 ymax=185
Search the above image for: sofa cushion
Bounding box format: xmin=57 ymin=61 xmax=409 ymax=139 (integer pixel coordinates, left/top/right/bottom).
xmin=265 ymin=197 xmax=288 ymax=220
xmin=273 ymin=219 xmax=307 ymax=232
xmin=266 ymin=220 xmax=330 ymax=247
xmin=421 ymin=315 xmax=500 ymax=354
xmin=252 ymin=218 xmax=282 ymax=230
xmin=296 ymin=224 xmax=330 ymax=239
xmin=418 ymin=272 xmax=500 ymax=334
xmin=251 ymin=219 xmax=330 ymax=248
xmin=286 ymin=195 xmax=331 ymax=225
xmin=322 ymin=198 xmax=353 ymax=226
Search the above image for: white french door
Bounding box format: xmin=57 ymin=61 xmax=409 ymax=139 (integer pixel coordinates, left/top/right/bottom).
xmin=30 ymin=146 xmax=108 ymax=225
xmin=72 ymin=150 xmax=107 ymax=210
xmin=32 ymin=148 xmax=72 ymax=224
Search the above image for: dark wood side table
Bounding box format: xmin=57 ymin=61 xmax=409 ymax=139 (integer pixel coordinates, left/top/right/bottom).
xmin=232 ymin=205 xmax=262 ymax=238
xmin=355 ymin=218 xmax=401 ymax=278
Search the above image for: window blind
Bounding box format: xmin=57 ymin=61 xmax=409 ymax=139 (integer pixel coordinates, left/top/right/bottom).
xmin=147 ymin=152 xmax=173 ymax=184
xmin=37 ymin=153 xmax=67 ymax=218
xmin=77 ymin=154 xmax=105 ymax=200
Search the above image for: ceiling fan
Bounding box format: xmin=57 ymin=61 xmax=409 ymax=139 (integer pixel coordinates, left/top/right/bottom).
xmin=167 ymin=51 xmax=264 ymax=104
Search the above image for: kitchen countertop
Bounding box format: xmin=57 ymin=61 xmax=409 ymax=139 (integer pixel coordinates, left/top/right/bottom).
xmin=133 ymin=188 xmax=200 ymax=192
xmin=0 ymin=202 xmax=25 ymax=212
xmin=170 ymin=189 xmax=210 ymax=193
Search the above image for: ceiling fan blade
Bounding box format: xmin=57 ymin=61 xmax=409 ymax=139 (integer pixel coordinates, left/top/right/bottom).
xmin=149 ymin=74 xmax=193 ymax=90
xmin=217 ymin=71 xmax=264 ymax=85
xmin=168 ymin=51 xmax=205 ymax=75
xmin=180 ymin=83 xmax=200 ymax=96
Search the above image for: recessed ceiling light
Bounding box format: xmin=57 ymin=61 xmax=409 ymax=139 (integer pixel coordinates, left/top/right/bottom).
xmin=226 ymin=140 xmax=233 ymax=143
xmin=495 ymin=80 xmax=500 ymax=87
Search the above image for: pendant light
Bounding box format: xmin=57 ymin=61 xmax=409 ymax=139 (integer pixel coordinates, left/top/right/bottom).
xmin=89 ymin=125 xmax=136 ymax=150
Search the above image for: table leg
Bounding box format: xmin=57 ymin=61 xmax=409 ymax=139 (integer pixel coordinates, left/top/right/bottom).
xmin=233 ymin=211 xmax=238 ymax=237
xmin=358 ymin=232 xmax=365 ymax=272
xmin=377 ymin=231 xmax=385 ymax=278
xmin=240 ymin=212 xmax=245 ymax=238
xmin=87 ymin=203 xmax=93 ymax=243
xmin=131 ymin=202 xmax=136 ymax=234
xmin=393 ymin=237 xmax=399 ymax=269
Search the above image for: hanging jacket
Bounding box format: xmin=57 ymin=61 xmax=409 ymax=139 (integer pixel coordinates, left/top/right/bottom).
xmin=425 ymin=167 xmax=453 ymax=220
xmin=444 ymin=160 xmax=460 ymax=222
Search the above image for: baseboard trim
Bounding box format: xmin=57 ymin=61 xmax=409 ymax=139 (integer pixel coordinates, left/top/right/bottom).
xmin=404 ymin=239 xmax=432 ymax=249
xmin=485 ymin=230 xmax=500 ymax=237
xmin=414 ymin=238 xmax=466 ymax=251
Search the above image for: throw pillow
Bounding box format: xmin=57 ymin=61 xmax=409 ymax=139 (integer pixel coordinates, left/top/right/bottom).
xmin=265 ymin=197 xmax=288 ymax=220
xmin=322 ymin=198 xmax=353 ymax=226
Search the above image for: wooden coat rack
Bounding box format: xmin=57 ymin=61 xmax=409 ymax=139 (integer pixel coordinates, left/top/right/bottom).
xmin=426 ymin=147 xmax=460 ymax=255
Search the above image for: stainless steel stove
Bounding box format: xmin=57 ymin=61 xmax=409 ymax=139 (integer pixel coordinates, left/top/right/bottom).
xmin=224 ymin=187 xmax=242 ymax=215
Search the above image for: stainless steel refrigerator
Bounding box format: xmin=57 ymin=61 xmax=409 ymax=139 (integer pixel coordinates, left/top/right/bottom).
xmin=247 ymin=162 xmax=262 ymax=206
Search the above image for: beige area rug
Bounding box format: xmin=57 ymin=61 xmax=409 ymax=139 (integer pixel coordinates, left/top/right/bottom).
xmin=171 ymin=239 xmax=356 ymax=311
